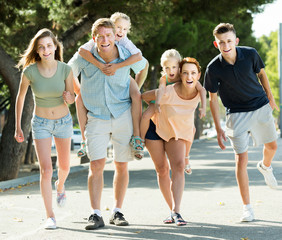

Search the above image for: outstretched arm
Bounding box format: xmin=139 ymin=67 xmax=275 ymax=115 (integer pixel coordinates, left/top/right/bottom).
xmin=196 ymin=81 xmax=207 ymax=118
xmin=257 ymin=68 xmax=278 ymax=111
xmin=142 ymin=89 xmax=157 ymax=105
xmin=209 ymin=92 xmax=227 ymax=150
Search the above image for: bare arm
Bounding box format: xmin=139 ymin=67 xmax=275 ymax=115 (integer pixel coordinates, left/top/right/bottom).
xmin=79 ymin=48 xmax=105 ymax=70
xmin=142 ymin=89 xmax=157 ymax=105
xmin=209 ymin=92 xmax=227 ymax=150
xmin=63 ymin=70 xmax=75 ymax=104
xmin=155 ymin=76 xmax=167 ymax=112
xmin=196 ymin=81 xmax=207 ymax=118
xmin=257 ymin=68 xmax=278 ymax=111
xmin=103 ymin=52 xmax=142 ymax=76
xmin=14 ymin=74 xmax=30 ymax=143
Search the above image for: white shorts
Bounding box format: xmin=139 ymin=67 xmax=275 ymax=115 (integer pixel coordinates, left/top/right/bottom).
xmin=85 ymin=108 xmax=133 ymax=162
xmin=226 ymin=103 xmax=277 ymax=154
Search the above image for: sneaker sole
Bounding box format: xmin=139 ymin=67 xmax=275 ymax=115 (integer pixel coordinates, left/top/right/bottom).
xmin=109 ymin=220 xmax=129 ymax=226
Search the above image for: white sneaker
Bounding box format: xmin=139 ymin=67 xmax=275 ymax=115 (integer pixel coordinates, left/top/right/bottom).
xmin=257 ymin=161 xmax=278 ymax=189
xmin=44 ymin=217 xmax=56 ymax=229
xmin=240 ymin=206 xmax=254 ymax=222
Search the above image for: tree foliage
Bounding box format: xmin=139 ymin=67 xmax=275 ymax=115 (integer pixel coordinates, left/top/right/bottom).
xmin=0 ymin=0 xmax=276 ymax=180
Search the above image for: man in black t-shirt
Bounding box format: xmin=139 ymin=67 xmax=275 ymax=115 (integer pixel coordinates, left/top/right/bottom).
xmin=204 ymin=23 xmax=278 ymax=222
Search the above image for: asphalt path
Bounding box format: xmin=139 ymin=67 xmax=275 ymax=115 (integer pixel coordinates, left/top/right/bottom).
xmin=0 ymin=138 xmax=282 ymax=240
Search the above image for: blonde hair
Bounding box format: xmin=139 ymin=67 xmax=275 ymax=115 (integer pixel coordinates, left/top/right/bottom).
xmin=160 ymin=49 xmax=182 ymax=68
xmin=17 ymin=28 xmax=63 ymax=69
xmin=110 ymin=12 xmax=131 ymax=31
xmin=91 ymin=18 xmax=115 ymax=38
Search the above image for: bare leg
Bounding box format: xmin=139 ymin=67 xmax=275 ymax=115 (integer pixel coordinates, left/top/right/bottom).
xmin=34 ymin=138 xmax=54 ymax=218
xmin=129 ymin=78 xmax=142 ymax=138
xmin=165 ymin=138 xmax=186 ymax=213
xmin=88 ymin=158 xmax=106 ymax=210
xmin=75 ymin=93 xmax=87 ymax=141
xmin=135 ymin=60 xmax=149 ymax=88
xmin=235 ymin=152 xmax=250 ymax=205
xmin=54 ymin=137 xmax=71 ymax=192
xmin=262 ymin=140 xmax=277 ymax=167
xmin=113 ymin=162 xmax=129 ymax=209
xmin=140 ymin=103 xmax=155 ymax=140
xmin=146 ymin=139 xmax=172 ymax=210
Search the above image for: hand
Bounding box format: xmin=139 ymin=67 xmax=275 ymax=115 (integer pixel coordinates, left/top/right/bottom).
xmin=199 ymin=107 xmax=206 ymax=119
xmin=101 ymin=64 xmax=118 ymax=76
xmin=63 ymin=91 xmax=73 ymax=103
xmin=155 ymin=103 xmax=161 ymax=113
xmin=78 ymin=48 xmax=89 ymax=58
xmin=217 ymin=128 xmax=227 ymax=150
xmin=14 ymin=129 xmax=24 ymax=143
xmin=268 ymin=98 xmax=279 ymax=111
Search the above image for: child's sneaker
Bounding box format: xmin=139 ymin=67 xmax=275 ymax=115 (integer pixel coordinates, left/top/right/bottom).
xmin=44 ymin=217 xmax=56 ymax=229
xmin=77 ymin=141 xmax=86 ymax=157
xmin=55 ymin=180 xmax=66 ymax=207
xmin=257 ymin=161 xmax=278 ymax=189
xmin=240 ymin=205 xmax=254 ymax=222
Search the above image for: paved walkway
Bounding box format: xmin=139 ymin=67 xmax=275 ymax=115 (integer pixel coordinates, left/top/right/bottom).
xmin=0 ymin=138 xmax=282 ymax=240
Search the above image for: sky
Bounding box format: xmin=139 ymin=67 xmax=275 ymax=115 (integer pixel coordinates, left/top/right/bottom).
xmin=252 ymin=0 xmax=282 ymax=38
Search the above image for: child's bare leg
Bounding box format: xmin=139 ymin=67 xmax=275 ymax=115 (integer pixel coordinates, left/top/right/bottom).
xmin=140 ymin=103 xmax=155 ymax=140
xmin=130 ymin=78 xmax=142 ymax=137
xmin=130 ymin=78 xmax=143 ymax=160
xmin=135 ymin=60 xmax=149 ymax=88
xmin=76 ymin=94 xmax=88 ymax=157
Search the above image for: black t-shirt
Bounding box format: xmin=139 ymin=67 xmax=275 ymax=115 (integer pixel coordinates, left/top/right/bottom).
xmin=204 ymin=46 xmax=269 ymax=114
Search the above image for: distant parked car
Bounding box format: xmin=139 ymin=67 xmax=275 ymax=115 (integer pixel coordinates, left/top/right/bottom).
xmin=72 ymin=129 xmax=82 ymax=145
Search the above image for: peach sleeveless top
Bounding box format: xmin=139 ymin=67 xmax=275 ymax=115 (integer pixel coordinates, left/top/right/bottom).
xmin=152 ymin=84 xmax=200 ymax=142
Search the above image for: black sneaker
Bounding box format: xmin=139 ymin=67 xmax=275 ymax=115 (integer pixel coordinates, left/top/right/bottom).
xmin=109 ymin=211 xmax=129 ymax=226
xmin=85 ymin=214 xmax=105 ymax=230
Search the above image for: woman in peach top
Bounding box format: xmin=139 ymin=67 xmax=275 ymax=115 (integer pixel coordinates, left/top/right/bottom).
xmin=142 ymin=57 xmax=204 ymax=226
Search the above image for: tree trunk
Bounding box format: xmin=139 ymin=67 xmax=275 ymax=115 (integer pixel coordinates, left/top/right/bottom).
xmin=0 ymin=14 xmax=100 ymax=181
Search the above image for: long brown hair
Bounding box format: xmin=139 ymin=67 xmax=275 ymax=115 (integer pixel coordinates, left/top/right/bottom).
xmin=17 ymin=28 xmax=63 ymax=69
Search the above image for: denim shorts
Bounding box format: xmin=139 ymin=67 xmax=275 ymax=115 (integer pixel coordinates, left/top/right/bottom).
xmin=31 ymin=112 xmax=73 ymax=140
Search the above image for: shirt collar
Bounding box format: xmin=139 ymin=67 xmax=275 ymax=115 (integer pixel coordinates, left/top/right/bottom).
xmin=219 ymin=47 xmax=244 ymax=67
xmin=91 ymin=43 xmax=125 ymax=63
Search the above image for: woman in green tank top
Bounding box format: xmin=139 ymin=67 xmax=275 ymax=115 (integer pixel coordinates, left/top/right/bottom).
xmin=15 ymin=28 xmax=74 ymax=229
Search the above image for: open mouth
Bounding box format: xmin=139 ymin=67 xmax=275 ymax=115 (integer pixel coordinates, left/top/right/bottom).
xmin=186 ymin=80 xmax=193 ymax=84
xmin=223 ymin=49 xmax=231 ymax=53
xmin=169 ymin=74 xmax=175 ymax=78
xmin=43 ymin=53 xmax=51 ymax=57
xmin=117 ymin=34 xmax=123 ymax=38
xmin=101 ymin=44 xmax=110 ymax=48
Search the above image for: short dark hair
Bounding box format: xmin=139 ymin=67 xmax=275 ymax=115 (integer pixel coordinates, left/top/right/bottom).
xmin=213 ymin=23 xmax=236 ymax=36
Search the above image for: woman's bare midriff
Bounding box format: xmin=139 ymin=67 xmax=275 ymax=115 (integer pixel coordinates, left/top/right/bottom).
xmin=34 ymin=103 xmax=70 ymax=119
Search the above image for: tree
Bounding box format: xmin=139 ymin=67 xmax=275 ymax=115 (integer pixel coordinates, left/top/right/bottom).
xmin=0 ymin=0 xmax=275 ymax=180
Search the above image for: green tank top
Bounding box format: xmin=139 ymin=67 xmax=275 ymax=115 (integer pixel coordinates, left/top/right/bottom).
xmin=23 ymin=61 xmax=71 ymax=108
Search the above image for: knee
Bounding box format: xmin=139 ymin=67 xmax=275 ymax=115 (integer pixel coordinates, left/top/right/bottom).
xmin=89 ymin=160 xmax=105 ymax=174
xmin=115 ymin=162 xmax=128 ymax=174
xmin=265 ymin=141 xmax=277 ymax=152
xmin=172 ymin=160 xmax=185 ymax=172
xmin=40 ymin=166 xmax=53 ymax=180
xmin=156 ymin=165 xmax=170 ymax=178
xmin=131 ymin=90 xmax=141 ymax=101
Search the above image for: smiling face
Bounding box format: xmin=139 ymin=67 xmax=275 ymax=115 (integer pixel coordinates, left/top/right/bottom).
xmin=180 ymin=63 xmax=201 ymax=89
xmin=36 ymin=37 xmax=57 ymax=61
xmin=94 ymin=26 xmax=116 ymax=54
xmin=163 ymin=57 xmax=180 ymax=82
xmin=114 ymin=18 xmax=130 ymax=41
xmin=214 ymin=31 xmax=239 ymax=60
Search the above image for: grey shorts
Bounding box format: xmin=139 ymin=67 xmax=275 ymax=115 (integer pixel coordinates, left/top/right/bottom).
xmin=31 ymin=112 xmax=73 ymax=140
xmin=226 ymin=103 xmax=277 ymax=154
